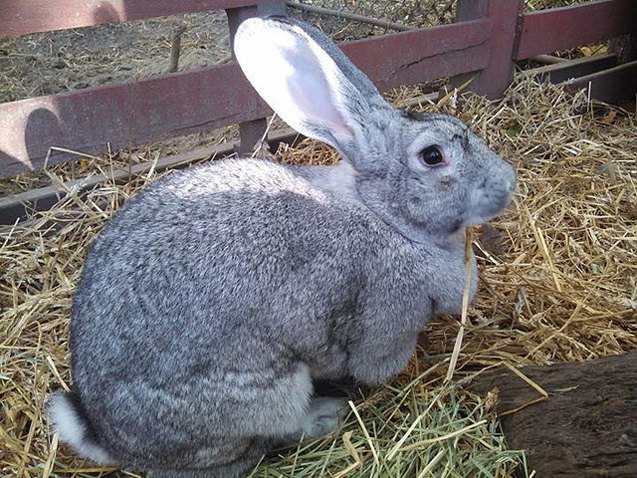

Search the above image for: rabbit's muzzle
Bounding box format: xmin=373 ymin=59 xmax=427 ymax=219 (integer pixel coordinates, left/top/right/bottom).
xmin=468 ymin=160 xmax=516 ymax=224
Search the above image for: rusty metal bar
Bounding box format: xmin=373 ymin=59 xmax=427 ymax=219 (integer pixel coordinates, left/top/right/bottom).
xmin=286 ymin=2 xmax=412 ymax=32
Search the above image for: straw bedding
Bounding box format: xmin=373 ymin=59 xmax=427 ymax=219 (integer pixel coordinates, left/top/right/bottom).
xmin=1 ymin=77 xmax=636 ymax=477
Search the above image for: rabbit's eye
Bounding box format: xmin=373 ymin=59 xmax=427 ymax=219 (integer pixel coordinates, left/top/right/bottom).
xmin=420 ymin=145 xmax=444 ymax=166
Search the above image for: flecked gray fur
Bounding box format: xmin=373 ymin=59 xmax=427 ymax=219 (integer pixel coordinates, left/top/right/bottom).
xmin=48 ymin=15 xmax=516 ymax=477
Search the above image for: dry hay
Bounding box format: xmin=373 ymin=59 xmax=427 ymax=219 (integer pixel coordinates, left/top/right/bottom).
xmin=1 ymin=76 xmax=636 ymax=477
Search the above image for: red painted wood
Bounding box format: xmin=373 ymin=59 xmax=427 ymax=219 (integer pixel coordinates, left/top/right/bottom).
xmin=0 ymin=128 xmax=299 ymax=225
xmin=454 ymin=0 xmax=524 ymax=99
xmin=0 ymin=63 xmax=268 ymax=177
xmin=342 ymin=19 xmax=491 ymax=91
xmin=0 ymin=0 xmax=279 ymax=37
xmin=515 ymin=0 xmax=637 ymax=60
xmin=226 ymin=5 xmax=267 ymax=154
xmin=0 ymin=20 xmax=491 ymax=177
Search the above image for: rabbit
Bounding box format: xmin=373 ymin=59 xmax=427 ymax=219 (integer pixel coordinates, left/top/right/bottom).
xmin=47 ymin=15 xmax=516 ymax=478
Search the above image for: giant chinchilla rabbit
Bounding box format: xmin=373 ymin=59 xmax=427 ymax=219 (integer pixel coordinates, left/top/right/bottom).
xmin=48 ymin=15 xmax=515 ymax=478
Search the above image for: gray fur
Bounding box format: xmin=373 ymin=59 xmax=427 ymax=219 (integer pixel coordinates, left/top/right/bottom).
xmin=49 ymin=15 xmax=515 ymax=477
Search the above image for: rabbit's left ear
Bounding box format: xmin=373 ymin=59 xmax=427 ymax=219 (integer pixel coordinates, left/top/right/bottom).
xmin=234 ymin=16 xmax=386 ymax=153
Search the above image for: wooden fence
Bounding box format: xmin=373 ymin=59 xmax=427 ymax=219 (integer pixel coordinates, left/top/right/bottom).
xmin=0 ymin=0 xmax=636 ymax=186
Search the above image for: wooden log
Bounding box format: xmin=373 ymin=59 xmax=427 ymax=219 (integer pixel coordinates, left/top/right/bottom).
xmin=469 ymin=352 xmax=637 ymax=478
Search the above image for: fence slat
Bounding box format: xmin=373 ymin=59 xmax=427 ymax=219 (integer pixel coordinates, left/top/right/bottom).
xmin=341 ymin=19 xmax=491 ymax=91
xmin=0 ymin=63 xmax=267 ymax=178
xmin=454 ymin=0 xmax=524 ymax=99
xmin=0 ymin=0 xmax=278 ymax=37
xmin=0 ymin=19 xmax=491 ymax=178
xmin=522 ymin=54 xmax=618 ymax=84
xmin=515 ymin=0 xmax=637 ymax=61
xmin=564 ymin=59 xmax=637 ymax=104
xmin=0 ymin=128 xmax=300 ymax=226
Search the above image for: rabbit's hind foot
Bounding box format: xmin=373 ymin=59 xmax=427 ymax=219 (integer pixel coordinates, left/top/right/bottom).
xmin=282 ymin=396 xmax=348 ymax=442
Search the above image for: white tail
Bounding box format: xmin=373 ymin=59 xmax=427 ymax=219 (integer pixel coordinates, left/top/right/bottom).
xmin=47 ymin=392 xmax=114 ymax=465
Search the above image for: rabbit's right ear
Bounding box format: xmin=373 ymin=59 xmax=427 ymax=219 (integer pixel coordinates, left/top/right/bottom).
xmin=234 ymin=16 xmax=388 ymax=153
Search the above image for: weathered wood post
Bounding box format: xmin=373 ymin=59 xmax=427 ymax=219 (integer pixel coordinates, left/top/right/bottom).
xmin=454 ymin=0 xmax=524 ymax=99
xmin=226 ymin=1 xmax=286 ymax=156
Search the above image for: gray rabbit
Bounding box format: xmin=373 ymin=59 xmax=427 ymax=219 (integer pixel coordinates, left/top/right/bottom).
xmin=48 ymin=15 xmax=515 ymax=478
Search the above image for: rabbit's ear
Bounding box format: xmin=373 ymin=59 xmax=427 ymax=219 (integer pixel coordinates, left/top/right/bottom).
xmin=234 ymin=16 xmax=387 ymax=152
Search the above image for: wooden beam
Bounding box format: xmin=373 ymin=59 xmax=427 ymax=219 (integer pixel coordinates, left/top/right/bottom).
xmin=226 ymin=4 xmax=265 ymax=156
xmin=564 ymin=60 xmax=637 ymax=104
xmin=470 ymin=352 xmax=637 ymax=477
xmin=0 ymin=19 xmax=491 ymax=177
xmin=515 ymin=0 xmax=637 ymax=61
xmin=0 ymin=62 xmax=270 ymax=178
xmin=522 ymin=54 xmax=617 ymax=84
xmin=0 ymin=128 xmax=300 ymax=226
xmin=0 ymin=0 xmax=281 ymax=37
xmin=341 ymin=19 xmax=491 ymax=92
xmin=453 ymin=0 xmax=525 ymax=99
xmin=0 ymin=92 xmax=436 ymax=224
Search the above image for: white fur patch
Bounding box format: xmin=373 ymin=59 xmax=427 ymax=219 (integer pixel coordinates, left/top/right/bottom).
xmin=311 ymin=161 xmax=359 ymax=203
xmin=47 ymin=393 xmax=114 ymax=465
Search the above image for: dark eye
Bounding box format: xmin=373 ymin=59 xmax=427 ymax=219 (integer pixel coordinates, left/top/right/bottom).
xmin=420 ymin=145 xmax=444 ymax=166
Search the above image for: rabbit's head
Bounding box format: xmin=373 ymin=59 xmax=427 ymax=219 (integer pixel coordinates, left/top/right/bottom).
xmin=235 ymin=17 xmax=515 ymax=244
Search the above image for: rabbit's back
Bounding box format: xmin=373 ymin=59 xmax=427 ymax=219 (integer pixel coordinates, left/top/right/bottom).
xmin=69 ymin=158 xmax=397 ymax=464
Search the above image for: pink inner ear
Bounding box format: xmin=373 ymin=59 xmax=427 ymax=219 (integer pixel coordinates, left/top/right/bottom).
xmin=283 ymin=55 xmax=354 ymax=141
xmin=234 ymin=19 xmax=356 ymax=145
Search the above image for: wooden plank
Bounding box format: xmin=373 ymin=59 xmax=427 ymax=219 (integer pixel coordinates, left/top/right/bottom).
xmin=226 ymin=5 xmax=271 ymax=154
xmin=341 ymin=18 xmax=492 ymax=91
xmin=0 ymin=128 xmax=300 ymax=226
xmin=0 ymin=62 xmax=270 ymax=178
xmin=516 ymin=0 xmax=637 ymax=61
xmin=453 ymin=0 xmax=525 ymax=99
xmin=470 ymin=352 xmax=637 ymax=477
xmin=0 ymin=0 xmax=280 ymax=37
xmin=523 ymin=54 xmax=617 ymax=84
xmin=564 ymin=60 xmax=637 ymax=104
xmin=0 ymin=93 xmax=433 ymax=224
xmin=0 ymin=19 xmax=491 ymax=178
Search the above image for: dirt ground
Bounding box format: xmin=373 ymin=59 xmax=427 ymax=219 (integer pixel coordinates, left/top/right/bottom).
xmin=0 ymin=11 xmax=231 ymax=103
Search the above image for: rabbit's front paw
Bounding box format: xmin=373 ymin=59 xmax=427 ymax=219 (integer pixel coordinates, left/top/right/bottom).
xmin=300 ymin=397 xmax=348 ymax=437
